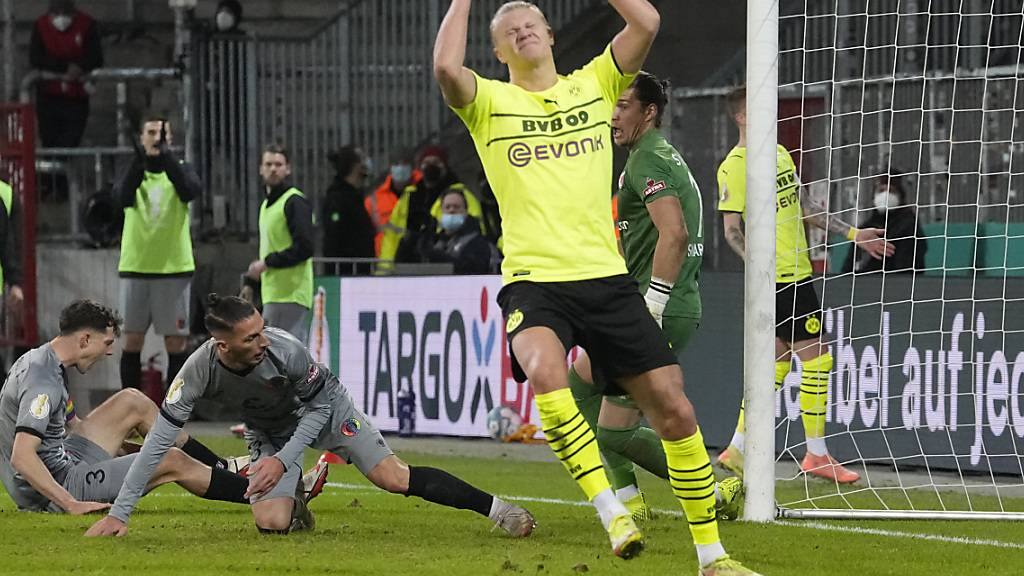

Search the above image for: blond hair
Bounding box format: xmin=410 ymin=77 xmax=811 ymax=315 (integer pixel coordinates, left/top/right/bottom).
xmin=490 ymin=1 xmax=550 ymax=39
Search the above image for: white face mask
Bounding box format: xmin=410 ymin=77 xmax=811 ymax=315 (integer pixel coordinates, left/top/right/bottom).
xmin=215 ymin=11 xmax=236 ymax=31
xmin=873 ymin=191 xmax=900 ymax=213
xmin=51 ymin=14 xmax=72 ymax=32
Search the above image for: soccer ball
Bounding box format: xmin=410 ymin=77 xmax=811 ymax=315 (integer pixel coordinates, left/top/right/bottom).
xmin=486 ymin=405 xmax=523 ymax=440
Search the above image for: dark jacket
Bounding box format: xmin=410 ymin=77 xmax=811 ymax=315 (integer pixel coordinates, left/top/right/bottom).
xmin=419 ymin=215 xmax=495 ymax=275
xmin=30 ymin=10 xmax=103 ymax=100
xmin=321 ymin=178 xmax=375 ymax=259
xmin=113 ymin=152 xmax=201 ymax=209
xmin=843 ymin=208 xmax=927 ymax=274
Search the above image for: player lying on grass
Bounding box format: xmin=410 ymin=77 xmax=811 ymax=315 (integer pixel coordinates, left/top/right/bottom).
xmin=568 ymin=71 xmax=742 ymax=522
xmin=0 ymin=299 xmax=251 ymax=515
xmin=87 ymin=294 xmax=535 ymax=536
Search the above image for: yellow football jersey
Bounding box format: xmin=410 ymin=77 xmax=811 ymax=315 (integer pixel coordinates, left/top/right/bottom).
xmin=717 ymin=144 xmax=813 ymax=283
xmin=452 ymin=45 xmax=634 ymax=284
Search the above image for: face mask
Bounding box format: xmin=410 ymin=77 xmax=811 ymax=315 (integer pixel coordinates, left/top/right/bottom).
xmin=51 ymin=14 xmax=72 ymax=32
xmin=422 ymin=164 xmax=444 ymax=184
xmin=215 ymin=11 xmax=236 ymax=31
xmin=873 ymin=191 xmax=900 ymax=213
xmin=390 ymin=164 xmax=412 ymax=187
xmin=440 ymin=213 xmax=466 ymax=232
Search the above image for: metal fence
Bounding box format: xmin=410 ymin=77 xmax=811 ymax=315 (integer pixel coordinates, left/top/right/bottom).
xmin=193 ymin=0 xmax=602 ymax=235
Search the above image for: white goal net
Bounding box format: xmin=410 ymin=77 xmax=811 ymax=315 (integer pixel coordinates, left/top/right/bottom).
xmin=764 ymin=0 xmax=1024 ymax=520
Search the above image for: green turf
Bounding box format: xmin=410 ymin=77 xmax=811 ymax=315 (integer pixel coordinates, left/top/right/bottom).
xmin=1 ymin=436 xmax=1023 ymax=575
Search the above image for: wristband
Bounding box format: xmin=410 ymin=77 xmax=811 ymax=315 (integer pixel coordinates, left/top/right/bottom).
xmin=645 ymin=277 xmax=673 ymax=307
xmin=846 ymin=227 xmax=859 ymax=242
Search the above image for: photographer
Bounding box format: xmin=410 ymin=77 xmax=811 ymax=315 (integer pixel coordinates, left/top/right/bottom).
xmin=113 ymin=115 xmax=201 ymax=394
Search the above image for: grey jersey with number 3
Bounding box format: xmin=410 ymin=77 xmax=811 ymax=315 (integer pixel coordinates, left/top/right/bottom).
xmin=110 ymin=327 xmax=341 ymax=521
xmin=0 ymin=344 xmax=74 ymax=510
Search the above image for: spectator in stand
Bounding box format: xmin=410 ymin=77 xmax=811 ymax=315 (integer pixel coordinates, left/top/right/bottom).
xmin=322 ymin=145 xmax=375 ymax=275
xmin=30 ymin=0 xmax=103 ymax=148
xmin=475 ymin=171 xmax=503 ymax=247
xmin=417 ymin=188 xmax=498 ymax=275
xmin=382 ymin=145 xmax=483 ymax=264
xmin=843 ymin=173 xmax=927 ymax=274
xmin=213 ymin=0 xmax=245 ymax=34
xmin=366 ymin=147 xmax=421 ymax=257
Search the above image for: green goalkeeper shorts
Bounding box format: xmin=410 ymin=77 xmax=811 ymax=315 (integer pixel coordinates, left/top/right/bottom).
xmin=605 ymin=315 xmax=699 ymax=409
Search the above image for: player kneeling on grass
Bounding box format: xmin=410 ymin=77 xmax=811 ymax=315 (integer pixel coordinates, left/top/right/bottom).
xmin=87 ymin=294 xmax=535 ymax=536
xmin=0 ymin=300 xmax=251 ymax=515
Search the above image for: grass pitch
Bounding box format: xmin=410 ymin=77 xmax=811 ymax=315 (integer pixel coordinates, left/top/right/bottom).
xmin=1 ymin=435 xmax=1022 ymax=575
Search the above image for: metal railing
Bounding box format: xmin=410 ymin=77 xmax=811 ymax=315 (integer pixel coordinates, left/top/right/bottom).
xmin=193 ymin=0 xmax=602 ymax=235
xmin=313 ymin=257 xmax=453 ymax=277
xmin=19 ymin=67 xmax=183 ymax=241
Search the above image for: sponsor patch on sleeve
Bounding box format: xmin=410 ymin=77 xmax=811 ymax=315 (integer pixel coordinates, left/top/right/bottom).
xmin=643 ymin=178 xmax=666 ymax=197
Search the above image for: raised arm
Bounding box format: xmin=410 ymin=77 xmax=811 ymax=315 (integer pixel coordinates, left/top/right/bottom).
xmin=608 ymin=0 xmax=661 ymax=74
xmin=433 ymin=0 xmax=477 ymax=108
xmin=800 ymin=188 xmax=894 ymax=260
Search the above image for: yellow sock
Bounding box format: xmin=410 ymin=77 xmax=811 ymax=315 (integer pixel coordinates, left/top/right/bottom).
xmin=535 ymin=387 xmax=609 ymax=500
xmin=664 ymin=428 xmax=720 ymax=546
xmin=776 ymin=359 xmax=790 ymax=391
xmin=800 ymin=352 xmax=832 ymax=439
xmin=733 ymin=360 xmax=789 ymax=436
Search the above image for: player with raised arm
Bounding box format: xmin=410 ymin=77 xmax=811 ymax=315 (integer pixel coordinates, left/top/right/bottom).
xmin=716 ymin=86 xmax=894 ymax=483
xmin=434 ymin=2 xmax=758 ymax=573
xmin=87 ymin=294 xmax=535 ymax=537
xmin=0 ymin=300 xmax=251 ymax=515
xmin=568 ymin=72 xmax=743 ymax=522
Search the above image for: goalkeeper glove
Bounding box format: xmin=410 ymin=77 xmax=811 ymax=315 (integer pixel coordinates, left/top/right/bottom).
xmin=644 ymin=277 xmax=673 ymax=328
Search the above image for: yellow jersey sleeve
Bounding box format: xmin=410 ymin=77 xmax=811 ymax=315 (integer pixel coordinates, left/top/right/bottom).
xmin=716 ymin=150 xmax=747 ymax=213
xmin=451 ymin=71 xmax=494 ymax=134
xmin=572 ymin=44 xmax=636 ymax=105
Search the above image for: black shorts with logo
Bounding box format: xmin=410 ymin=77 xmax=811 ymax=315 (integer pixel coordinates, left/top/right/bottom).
xmin=497 ymin=275 xmax=677 ymax=396
xmin=776 ymin=277 xmax=823 ymax=343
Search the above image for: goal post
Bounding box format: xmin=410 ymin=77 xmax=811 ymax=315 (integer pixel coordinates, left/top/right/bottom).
xmin=743 ymin=1 xmax=1024 ymax=521
xmin=743 ymin=0 xmax=779 ymax=523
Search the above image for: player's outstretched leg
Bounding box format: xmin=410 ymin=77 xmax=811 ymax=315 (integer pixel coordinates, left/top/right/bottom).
xmin=624 ymin=365 xmax=760 ymax=575
xmin=73 ymin=387 xmax=237 ymax=471
xmin=363 ymin=455 xmax=535 ymax=537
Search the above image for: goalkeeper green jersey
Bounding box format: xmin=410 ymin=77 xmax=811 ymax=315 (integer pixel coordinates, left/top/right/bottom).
xmin=616 ymin=129 xmax=703 ymax=319
xmin=716 ymin=144 xmax=813 ymax=283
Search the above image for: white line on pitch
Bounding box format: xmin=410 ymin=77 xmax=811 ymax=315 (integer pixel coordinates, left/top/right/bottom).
xmin=776 ymin=520 xmax=1024 ymax=550
xmin=146 ymin=482 xmax=1024 ymax=551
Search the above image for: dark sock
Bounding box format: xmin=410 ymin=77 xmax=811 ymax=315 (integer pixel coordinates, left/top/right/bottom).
xmin=166 ymin=351 xmax=189 ymax=391
xmin=203 ymin=466 xmax=249 ymax=503
xmin=257 ymin=527 xmax=289 ymax=535
xmin=405 ymin=466 xmax=494 ymax=517
xmin=182 ymin=437 xmax=228 ymax=469
xmin=120 ymin=351 xmax=142 ymax=390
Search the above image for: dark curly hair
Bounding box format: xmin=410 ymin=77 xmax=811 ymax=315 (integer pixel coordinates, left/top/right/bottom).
xmin=59 ymin=300 xmax=122 ymax=337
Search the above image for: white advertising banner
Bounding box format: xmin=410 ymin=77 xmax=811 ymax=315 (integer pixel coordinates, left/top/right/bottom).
xmin=338 ymin=276 xmax=544 ymax=437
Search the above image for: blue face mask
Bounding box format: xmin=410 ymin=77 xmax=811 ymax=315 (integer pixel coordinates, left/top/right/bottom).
xmin=390 ymin=164 xmax=412 ymax=187
xmin=440 ymin=213 xmax=466 ymax=232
